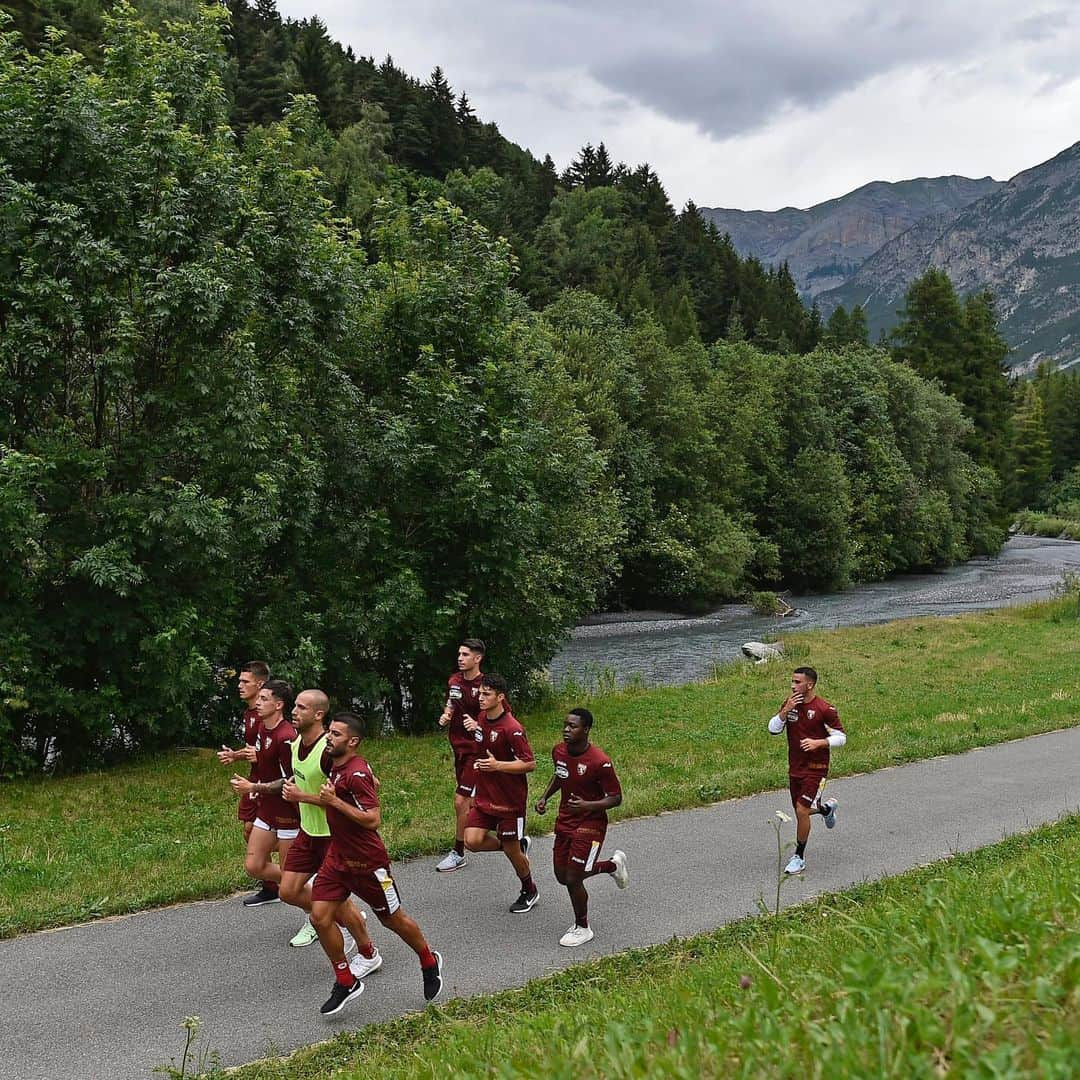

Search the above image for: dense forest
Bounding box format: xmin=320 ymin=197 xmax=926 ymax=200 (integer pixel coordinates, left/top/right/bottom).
xmin=0 ymin=1 xmax=1075 ymax=771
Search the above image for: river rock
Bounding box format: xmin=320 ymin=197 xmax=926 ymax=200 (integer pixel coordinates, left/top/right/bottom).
xmin=741 ymin=641 xmax=784 ymax=664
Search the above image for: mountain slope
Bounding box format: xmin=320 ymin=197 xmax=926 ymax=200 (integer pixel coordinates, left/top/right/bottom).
xmin=701 ymin=176 xmax=1002 ymax=298
xmin=820 ymin=141 xmax=1080 ymax=373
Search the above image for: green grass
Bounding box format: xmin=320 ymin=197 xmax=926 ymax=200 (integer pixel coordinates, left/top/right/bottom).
xmin=2 ymin=595 xmax=1079 ymax=939
xmin=1013 ymin=511 xmax=1080 ymax=540
xmin=210 ymin=815 xmax=1080 ymax=1079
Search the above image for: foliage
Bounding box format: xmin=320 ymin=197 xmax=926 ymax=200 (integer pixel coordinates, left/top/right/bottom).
xmin=0 ymin=10 xmax=617 ymax=766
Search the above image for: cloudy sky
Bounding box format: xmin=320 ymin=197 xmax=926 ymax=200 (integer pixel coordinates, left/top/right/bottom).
xmin=276 ymin=1 xmax=1080 ymax=211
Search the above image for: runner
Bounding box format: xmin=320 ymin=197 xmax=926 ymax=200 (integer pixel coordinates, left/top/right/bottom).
xmin=535 ymin=708 xmax=628 ymax=946
xmin=229 ymin=679 xmax=298 ymax=902
xmin=232 ymin=688 xmax=382 ymax=979
xmin=310 ymin=711 xmax=444 ymax=1016
xmin=435 ymin=638 xmax=486 ymax=872
xmin=217 ymin=661 xmax=276 ymax=905
xmin=463 ymin=673 xmax=539 ymax=913
xmin=768 ymin=666 xmax=845 ymax=874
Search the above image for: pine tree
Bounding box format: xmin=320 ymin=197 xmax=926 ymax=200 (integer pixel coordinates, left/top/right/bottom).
xmin=1008 ymin=383 xmax=1053 ymax=509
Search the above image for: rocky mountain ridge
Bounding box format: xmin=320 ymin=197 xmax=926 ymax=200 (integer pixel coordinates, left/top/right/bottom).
xmin=701 ymin=175 xmax=1003 ymax=299
xmin=818 ymin=140 xmax=1080 ymax=373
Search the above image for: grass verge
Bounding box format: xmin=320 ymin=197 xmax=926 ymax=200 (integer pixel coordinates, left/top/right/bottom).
xmin=1013 ymin=511 xmax=1080 ymax=541
xmin=203 ymin=814 xmax=1080 ymax=1079
xmin=2 ymin=595 xmax=1078 ymax=939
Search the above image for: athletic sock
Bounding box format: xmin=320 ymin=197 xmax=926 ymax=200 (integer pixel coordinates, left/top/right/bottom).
xmin=795 ymin=841 xmax=807 ymax=858
xmin=334 ymin=960 xmax=353 ymax=987
xmin=357 ymin=941 xmax=376 ymax=960
xmin=262 ymin=881 xmax=278 ymax=896
xmin=590 ymin=860 xmax=615 ymax=877
xmin=454 ymin=839 xmax=465 ymax=857
xmin=519 ymin=873 xmax=536 ymax=894
xmin=418 ymin=948 xmax=438 ymax=970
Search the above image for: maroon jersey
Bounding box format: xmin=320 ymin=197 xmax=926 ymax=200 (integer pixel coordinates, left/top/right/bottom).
xmin=253 ymin=718 xmax=300 ymax=828
xmin=322 ymin=751 xmax=390 ymax=870
xmin=242 ymin=706 xmax=261 ymax=783
xmin=446 ymin=672 xmax=484 ymax=754
xmin=551 ymin=742 xmax=622 ymax=833
xmin=472 ymin=708 xmax=534 ymax=816
xmin=779 ymin=696 xmax=843 ymax=777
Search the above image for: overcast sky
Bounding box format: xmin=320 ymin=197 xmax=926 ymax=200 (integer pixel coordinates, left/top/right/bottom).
xmin=275 ymin=1 xmax=1080 ymax=211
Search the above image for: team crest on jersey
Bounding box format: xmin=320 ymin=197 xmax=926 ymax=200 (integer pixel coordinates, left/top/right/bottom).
xmin=555 ymin=761 xmax=569 ymax=779
xmin=577 ymin=762 xmax=588 ymax=776
xmin=489 ymin=731 xmax=498 ymax=744
xmin=807 ymin=710 xmax=816 ymax=720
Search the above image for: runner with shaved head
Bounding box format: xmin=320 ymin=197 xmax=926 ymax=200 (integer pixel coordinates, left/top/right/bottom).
xmin=234 ymin=689 xmax=381 ymax=977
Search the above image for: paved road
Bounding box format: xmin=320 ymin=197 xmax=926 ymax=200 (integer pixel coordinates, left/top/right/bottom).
xmin=7 ymin=728 xmax=1080 ymax=1080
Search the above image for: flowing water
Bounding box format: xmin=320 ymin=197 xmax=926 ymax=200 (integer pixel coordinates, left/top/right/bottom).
xmin=550 ymin=536 xmax=1080 ymax=687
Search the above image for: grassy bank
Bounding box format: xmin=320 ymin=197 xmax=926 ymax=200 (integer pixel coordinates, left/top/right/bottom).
xmin=1013 ymin=510 xmax=1080 ymax=540
xmin=215 ymin=814 xmax=1080 ymax=1080
xmin=2 ymin=595 xmax=1078 ymax=939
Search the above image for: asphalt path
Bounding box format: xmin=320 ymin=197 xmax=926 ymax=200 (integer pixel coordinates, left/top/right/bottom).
xmin=6 ymin=727 xmax=1080 ymax=1080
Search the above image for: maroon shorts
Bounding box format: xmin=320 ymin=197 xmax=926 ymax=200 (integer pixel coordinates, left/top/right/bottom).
xmin=282 ymin=829 xmax=331 ymax=876
xmin=237 ymin=792 xmax=258 ymax=823
xmin=465 ymin=806 xmax=526 ymax=842
xmin=454 ymin=750 xmax=479 ymax=797
xmin=311 ymin=853 xmax=402 ymax=916
xmin=790 ymin=774 xmax=828 ymax=808
xmin=553 ymin=826 xmax=606 ymax=872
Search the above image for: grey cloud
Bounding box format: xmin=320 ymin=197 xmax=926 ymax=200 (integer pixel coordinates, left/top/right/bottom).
xmin=589 ymin=6 xmax=994 ymax=139
xmin=1013 ymin=9 xmax=1073 ymax=42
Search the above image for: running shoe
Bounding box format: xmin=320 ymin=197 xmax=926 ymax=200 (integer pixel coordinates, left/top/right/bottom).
xmin=289 ymin=920 xmax=320 ymax=948
xmin=610 ymin=849 xmax=629 ymax=889
xmin=350 ymin=949 xmax=383 ymax=979
xmin=509 ymin=887 xmax=539 ymax=913
xmin=559 ymin=924 xmax=595 ymax=948
xmin=822 ymin=798 xmax=839 ymax=829
xmin=422 ymin=951 xmax=444 ymax=1002
xmin=436 ymin=850 xmax=468 ymax=872
xmin=242 ymin=886 xmax=281 ymax=907
xmin=320 ymin=978 xmax=364 ymax=1016
xmin=784 ymin=854 xmax=806 ymax=875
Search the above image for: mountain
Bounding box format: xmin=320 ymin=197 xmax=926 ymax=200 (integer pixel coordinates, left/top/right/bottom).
xmin=701 ymin=176 xmax=1003 ymax=299
xmin=819 ymin=141 xmax=1080 ymax=373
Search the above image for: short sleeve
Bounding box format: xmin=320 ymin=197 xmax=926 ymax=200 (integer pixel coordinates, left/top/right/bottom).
xmin=511 ymin=726 xmax=534 ymax=763
xmin=598 ymin=756 xmax=622 ymax=799
xmin=824 ymin=704 xmax=843 ymax=731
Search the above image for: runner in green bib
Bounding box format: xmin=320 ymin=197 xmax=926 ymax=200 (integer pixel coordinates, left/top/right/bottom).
xmin=273 ymin=690 xmax=380 ymax=973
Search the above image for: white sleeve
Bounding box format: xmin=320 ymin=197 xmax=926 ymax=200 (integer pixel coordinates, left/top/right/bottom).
xmin=768 ymin=714 xmax=785 ymax=735
xmin=825 ymin=726 xmax=846 ymax=749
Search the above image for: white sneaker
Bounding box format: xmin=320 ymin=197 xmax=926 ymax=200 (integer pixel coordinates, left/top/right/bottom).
xmin=289 ymin=920 xmax=320 ymax=948
xmin=610 ymin=849 xmax=629 ymax=889
xmin=559 ymin=924 xmax=595 ymax=947
xmin=350 ymin=948 xmax=383 ymax=978
xmin=436 ymin=849 xmax=468 ymax=872
xmin=784 ymin=854 xmax=806 ymax=875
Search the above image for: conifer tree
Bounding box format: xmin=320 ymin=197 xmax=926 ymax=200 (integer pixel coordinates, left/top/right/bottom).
xmin=1008 ymin=383 xmax=1053 ymax=509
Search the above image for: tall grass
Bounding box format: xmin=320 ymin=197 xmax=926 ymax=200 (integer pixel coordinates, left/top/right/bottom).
xmin=225 ymin=815 xmax=1080 ymax=1079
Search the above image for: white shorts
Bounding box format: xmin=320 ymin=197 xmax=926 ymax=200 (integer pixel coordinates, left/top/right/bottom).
xmin=253 ymin=816 xmax=300 ymax=841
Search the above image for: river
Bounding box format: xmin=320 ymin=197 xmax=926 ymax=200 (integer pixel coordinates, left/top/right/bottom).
xmin=549 ymin=536 xmax=1080 ymax=688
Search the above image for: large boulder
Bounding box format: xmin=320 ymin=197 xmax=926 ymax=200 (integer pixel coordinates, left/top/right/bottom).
xmin=741 ymin=641 xmax=784 ymax=664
